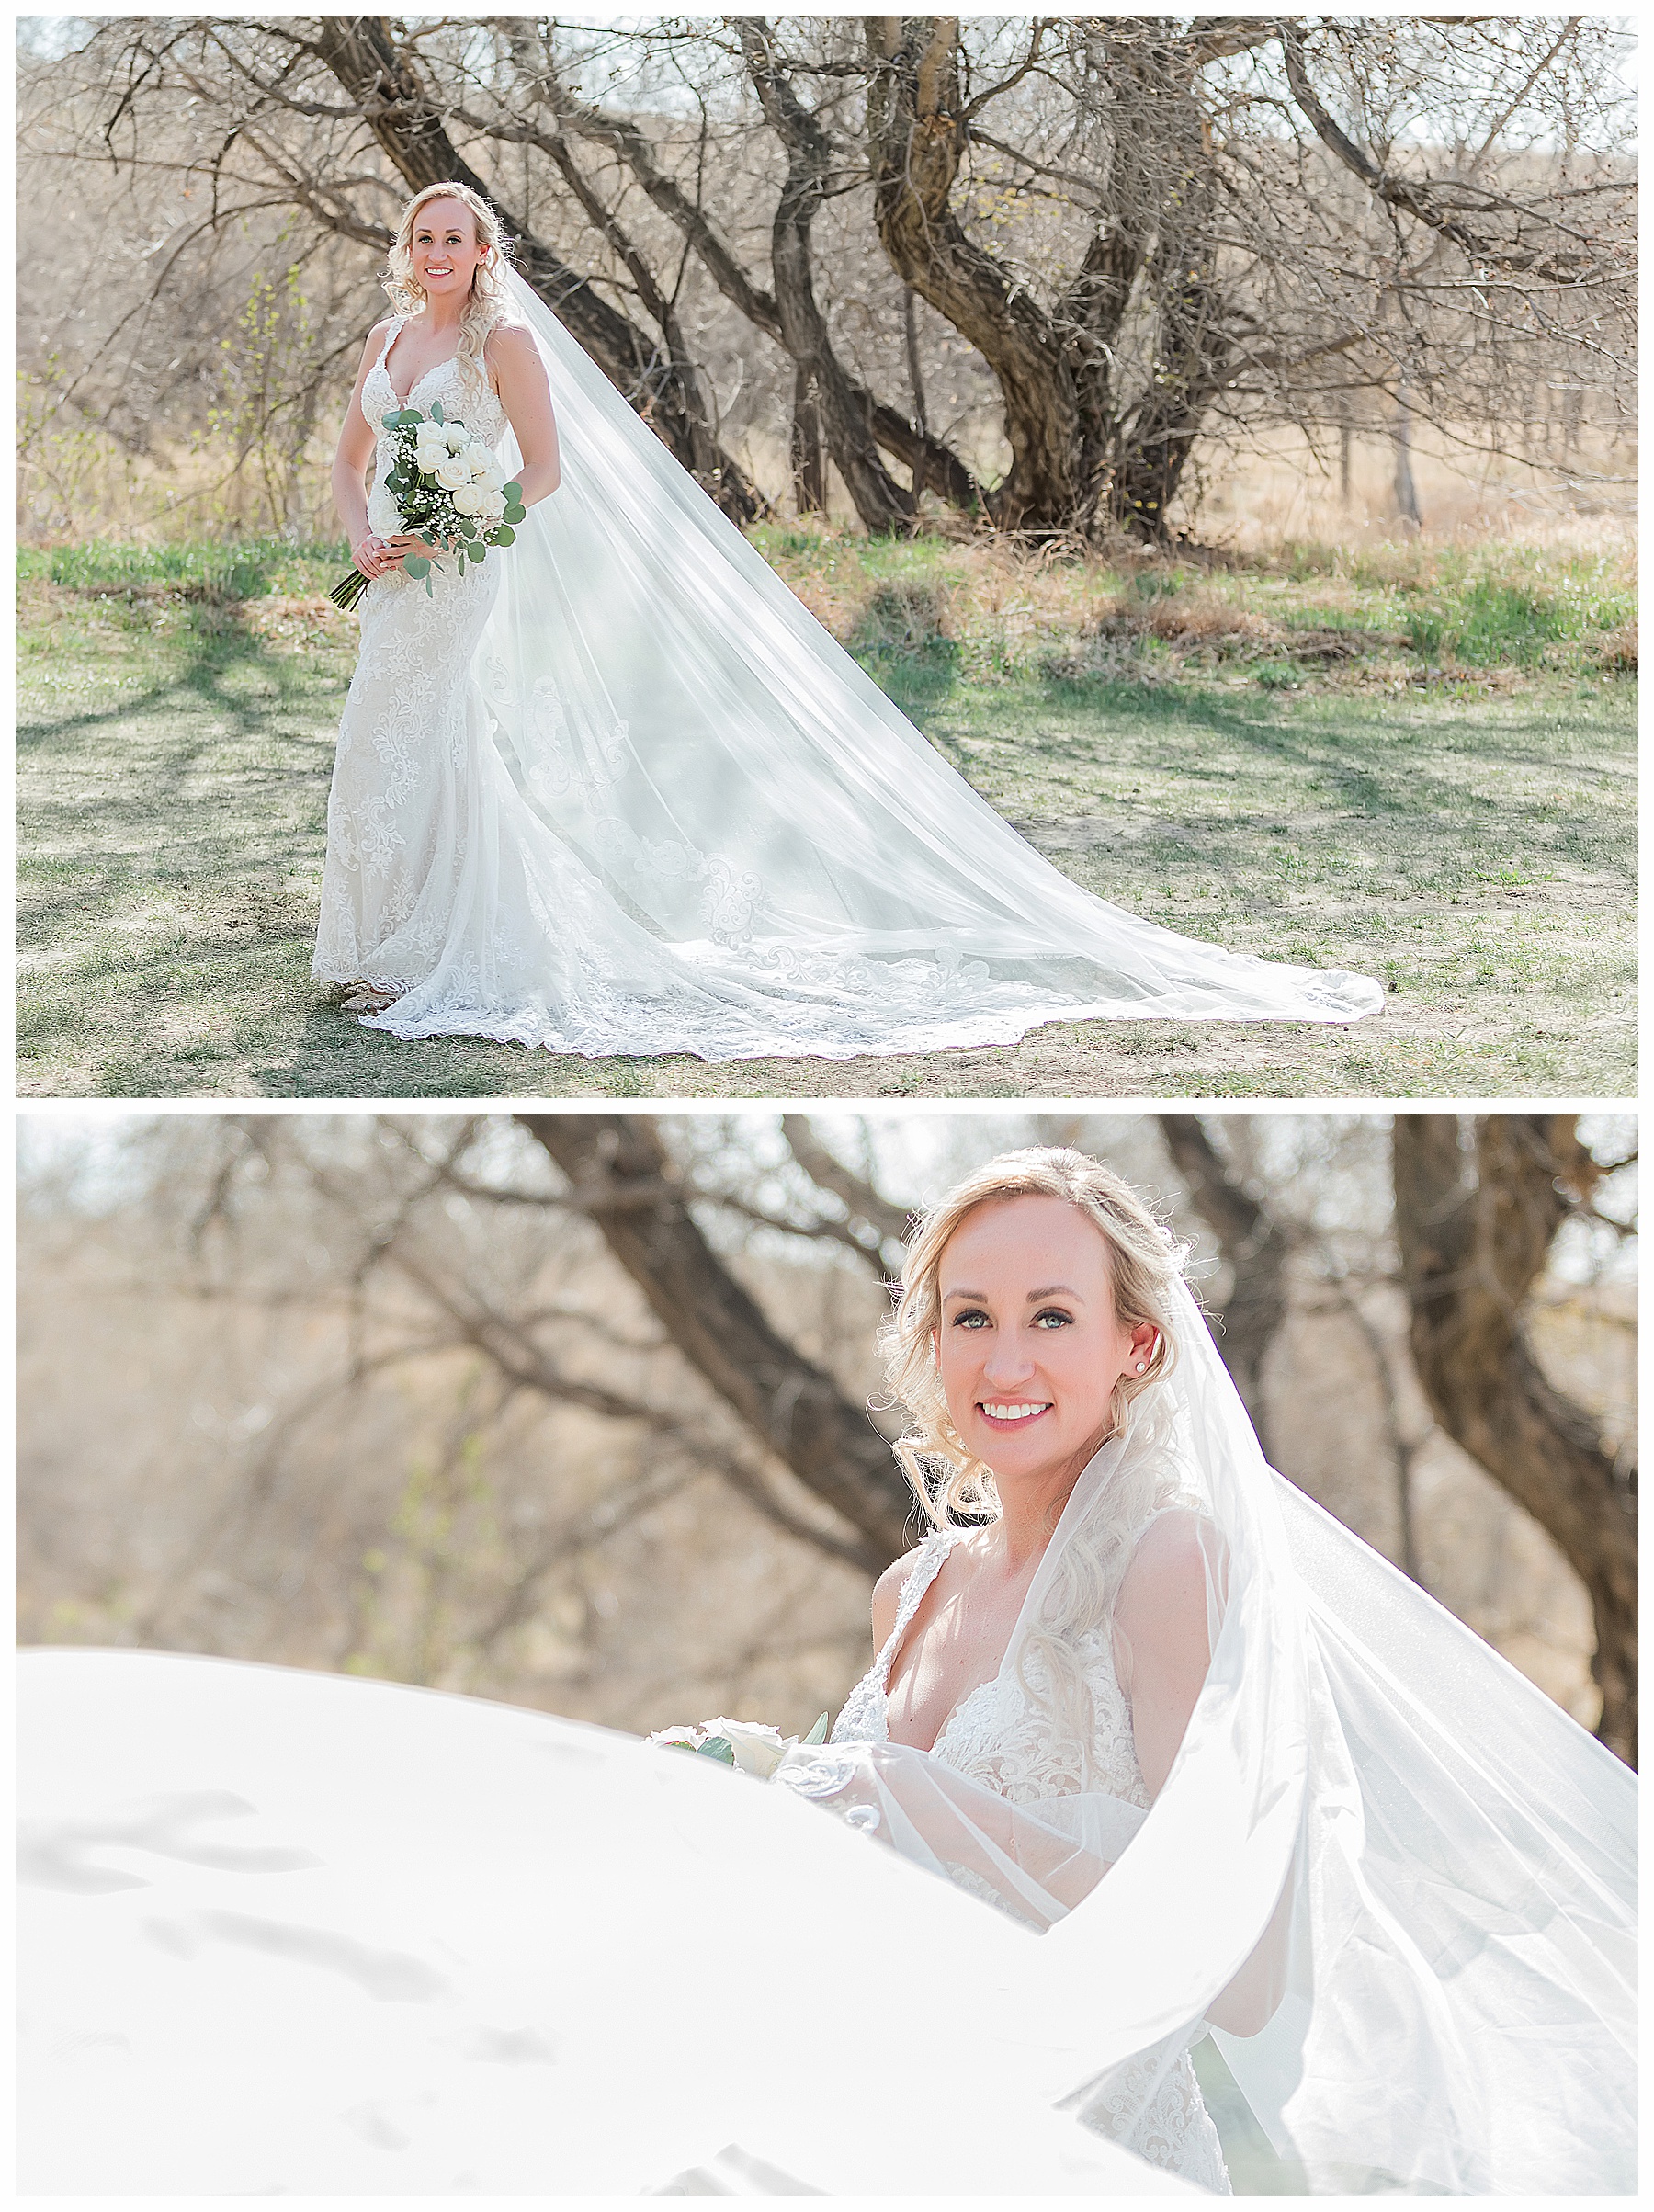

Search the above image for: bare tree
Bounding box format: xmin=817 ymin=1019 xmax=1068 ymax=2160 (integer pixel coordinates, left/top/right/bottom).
xmin=24 ymin=15 xmax=1632 ymax=542
xmin=516 ymin=1114 xmax=913 ymax=1567
xmin=1393 ymin=1116 xmax=1637 ymax=1764
xmin=1157 ymin=1114 xmax=1293 ymax=1446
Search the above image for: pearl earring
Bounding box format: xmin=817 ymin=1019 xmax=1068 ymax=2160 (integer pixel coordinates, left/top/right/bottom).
xmin=1134 ymin=1360 xmax=1147 ymax=1373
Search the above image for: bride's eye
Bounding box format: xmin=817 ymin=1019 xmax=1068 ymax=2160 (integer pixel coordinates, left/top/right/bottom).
xmin=950 ymin=1308 xmax=990 ymax=1330
xmin=1033 ymin=1309 xmax=1073 ymax=1329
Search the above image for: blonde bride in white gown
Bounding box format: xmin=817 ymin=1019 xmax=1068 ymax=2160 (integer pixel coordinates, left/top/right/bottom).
xmin=315 ymin=182 xmax=1385 ymax=1062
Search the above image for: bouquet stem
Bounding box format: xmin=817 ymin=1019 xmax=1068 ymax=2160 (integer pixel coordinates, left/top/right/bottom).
xmin=329 ymin=569 xmax=371 ymax=614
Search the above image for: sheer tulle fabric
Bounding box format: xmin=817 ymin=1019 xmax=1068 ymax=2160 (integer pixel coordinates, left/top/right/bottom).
xmin=776 ymin=1278 xmax=1636 ymax=2195
xmin=323 ymin=269 xmax=1384 ymax=1059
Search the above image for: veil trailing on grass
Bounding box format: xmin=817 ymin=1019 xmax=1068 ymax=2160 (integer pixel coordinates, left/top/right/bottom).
xmin=775 ymin=1275 xmax=1637 ymax=2195
xmin=362 ymin=265 xmax=1385 ymax=1060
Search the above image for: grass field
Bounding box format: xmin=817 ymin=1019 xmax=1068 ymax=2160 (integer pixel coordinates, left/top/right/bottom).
xmin=17 ymin=530 xmax=1636 ymax=1099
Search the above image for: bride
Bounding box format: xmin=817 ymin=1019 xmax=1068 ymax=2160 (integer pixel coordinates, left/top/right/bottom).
xmin=825 ymin=1156 xmax=1244 ymax=2190
xmin=770 ymin=1145 xmax=1636 ymax=2195
xmin=316 ymin=182 xmax=1386 ymax=1060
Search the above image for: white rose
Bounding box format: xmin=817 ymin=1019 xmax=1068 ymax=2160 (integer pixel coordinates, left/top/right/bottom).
xmin=451 ymin=486 xmax=484 ymax=515
xmin=644 ymin=1724 xmax=704 ymax=1751
xmin=444 ymin=425 xmax=469 ymax=453
xmin=480 ymin=492 xmax=507 ymax=525
xmin=467 ymin=448 xmax=494 ymax=480
xmin=708 ymin=1717 xmax=795 ymax=1780
xmin=414 ymin=439 xmax=447 ymax=474
xmin=434 ymin=457 xmax=470 ymax=491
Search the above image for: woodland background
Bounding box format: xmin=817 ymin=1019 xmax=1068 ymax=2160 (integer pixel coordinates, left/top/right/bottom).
xmin=17 ymin=14 xmax=1637 ymax=543
xmin=17 ymin=1111 xmax=1638 ymax=1765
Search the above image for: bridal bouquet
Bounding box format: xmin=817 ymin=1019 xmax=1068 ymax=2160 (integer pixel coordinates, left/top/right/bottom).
xmin=331 ymin=398 xmax=527 ymax=610
xmin=648 ymin=1712 xmax=830 ymax=1777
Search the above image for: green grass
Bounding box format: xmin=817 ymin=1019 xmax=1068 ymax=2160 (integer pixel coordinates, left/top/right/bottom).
xmin=17 ymin=533 xmax=1636 ymax=1099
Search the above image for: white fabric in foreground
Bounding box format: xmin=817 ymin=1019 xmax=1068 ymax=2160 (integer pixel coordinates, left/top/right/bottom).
xmin=344 ymin=265 xmax=1385 ymax=1060
xmin=17 ymin=1647 xmax=1195 ymax=2198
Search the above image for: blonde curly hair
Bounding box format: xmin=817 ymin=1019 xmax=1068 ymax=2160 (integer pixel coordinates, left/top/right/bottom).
xmin=385 ymin=182 xmax=512 ymax=385
xmin=881 ymin=1146 xmax=1184 ymax=1527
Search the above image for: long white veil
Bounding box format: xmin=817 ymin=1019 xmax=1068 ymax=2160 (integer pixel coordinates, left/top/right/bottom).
xmin=776 ymin=1275 xmax=1636 ymax=2194
xmin=423 ymin=267 xmax=1386 ymax=1060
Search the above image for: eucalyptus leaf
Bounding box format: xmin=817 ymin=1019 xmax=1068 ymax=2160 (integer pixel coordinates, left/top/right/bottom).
xmin=493 ymin=525 xmax=516 ymax=547
xmin=430 ymin=399 xmax=445 ymax=424
xmin=458 ymin=518 xmax=477 ymax=539
xmin=803 ymin=1712 xmax=831 ymax=1745
xmin=696 ymin=1736 xmax=736 ymax=1765
xmin=504 ymin=504 xmax=527 ymax=526
xmin=467 ymin=542 xmax=486 ymax=563
xmin=403 ymin=554 xmax=431 ymax=580
xmin=504 ymin=481 xmax=524 ymax=501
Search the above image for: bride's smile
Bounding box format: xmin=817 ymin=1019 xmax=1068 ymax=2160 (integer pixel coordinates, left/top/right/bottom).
xmin=937 ymin=1193 xmax=1157 ymax=1518
xmin=407 ymin=210 xmax=483 ymax=304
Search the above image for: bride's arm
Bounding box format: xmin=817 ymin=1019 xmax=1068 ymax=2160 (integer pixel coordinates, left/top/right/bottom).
xmin=488 ymin=325 xmax=561 ymax=506
xmin=1116 ymin=1513 xmax=1289 ymax=2036
xmin=333 ymin=324 xmax=396 ymax=577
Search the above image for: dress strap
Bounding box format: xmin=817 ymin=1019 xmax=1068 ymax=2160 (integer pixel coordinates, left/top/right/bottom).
xmin=878 ymin=1528 xmax=961 ymax=1686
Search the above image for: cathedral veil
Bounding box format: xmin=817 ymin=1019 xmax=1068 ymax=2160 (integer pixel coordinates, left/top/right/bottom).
xmin=463 ymin=267 xmax=1386 ymax=1058
xmin=776 ymin=1274 xmax=1636 ymax=2194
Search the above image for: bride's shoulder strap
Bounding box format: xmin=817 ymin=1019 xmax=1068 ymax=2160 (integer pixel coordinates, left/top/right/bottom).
xmin=889 ymin=1526 xmax=961 ymax=1640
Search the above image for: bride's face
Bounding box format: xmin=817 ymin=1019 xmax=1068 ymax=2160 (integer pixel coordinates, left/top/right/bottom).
xmin=407 ymin=199 xmax=487 ymax=303
xmin=935 ymin=1196 xmax=1157 ymax=1498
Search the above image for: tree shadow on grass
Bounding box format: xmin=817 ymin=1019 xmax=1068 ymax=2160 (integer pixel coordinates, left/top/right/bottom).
xmin=899 ymin=667 xmax=1631 ymax=887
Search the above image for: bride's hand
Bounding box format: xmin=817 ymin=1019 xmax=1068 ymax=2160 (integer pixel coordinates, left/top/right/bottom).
xmin=352 ymin=533 xmax=404 ymax=580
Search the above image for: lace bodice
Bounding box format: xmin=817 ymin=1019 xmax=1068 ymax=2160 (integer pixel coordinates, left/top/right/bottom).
xmin=364 ymin=321 xmax=509 ymax=445
xmin=833 ymin=1530 xmax=1151 ymax=1809
xmin=832 ymin=1527 xmax=1230 ymax=2196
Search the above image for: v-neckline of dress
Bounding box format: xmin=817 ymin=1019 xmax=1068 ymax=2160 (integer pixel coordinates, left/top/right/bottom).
xmin=380 ymin=323 xmax=460 ymax=411
xmin=880 ymin=1530 xmax=1009 ymax=1759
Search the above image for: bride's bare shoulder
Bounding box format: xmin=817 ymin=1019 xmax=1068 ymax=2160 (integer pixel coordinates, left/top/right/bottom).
xmin=483 ymin=321 xmax=538 ymax=366
xmin=353 ymin=317 xmax=396 ymax=370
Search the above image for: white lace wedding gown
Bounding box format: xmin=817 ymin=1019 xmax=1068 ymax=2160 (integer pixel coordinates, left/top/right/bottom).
xmin=832 ymin=1527 xmax=1231 ymax=2194
xmin=312 ymin=288 xmax=1385 ymax=1061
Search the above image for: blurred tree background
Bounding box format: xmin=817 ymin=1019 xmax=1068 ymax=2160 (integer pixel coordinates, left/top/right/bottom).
xmin=17 ymin=1111 xmax=1637 ymax=1764
xmin=17 ymin=13 xmax=1635 ymax=541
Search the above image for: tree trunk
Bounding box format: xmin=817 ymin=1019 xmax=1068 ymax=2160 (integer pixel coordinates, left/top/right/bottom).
xmin=790 ymin=362 xmax=825 ymax=513
xmin=866 ymin=17 xmax=1081 ymax=532
xmin=738 ymin=19 xmax=915 ymax=534
xmin=311 ymin=14 xmax=765 ymax=521
xmin=1156 ymin=1116 xmax=1291 ymax=1450
xmin=517 ymin=1115 xmax=915 ymax=1571
xmin=1392 ymin=384 xmax=1423 ymax=528
xmin=1392 ymin=1116 xmax=1637 ymax=1764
